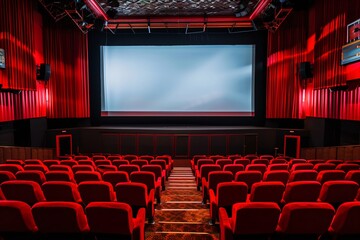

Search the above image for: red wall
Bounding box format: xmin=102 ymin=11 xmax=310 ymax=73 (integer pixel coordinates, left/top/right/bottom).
xmin=267 ymin=0 xmax=360 ymax=120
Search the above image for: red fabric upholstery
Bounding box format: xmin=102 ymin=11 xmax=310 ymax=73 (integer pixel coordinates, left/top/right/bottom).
xmin=94 ymin=160 xmax=112 ymax=166
xmin=73 ymin=156 xmax=90 ymax=161
xmin=223 ymin=164 xmax=244 ymax=178
xmin=1 ymin=180 xmax=46 ymax=206
xmin=329 ymin=202 xmax=360 ymax=235
xmin=123 ymin=155 xmax=138 ymax=162
xmin=195 ymin=159 xmax=214 ymax=173
xmin=49 ymin=165 xmax=73 ymax=176
xmin=92 ymin=155 xmax=107 ymax=161
xmin=263 ymin=170 xmax=290 ymax=185
xmin=86 ymin=202 xmax=145 ymax=240
xmin=267 ymin=164 xmax=289 ymax=171
xmin=227 ymin=154 xmax=242 ymax=162
xmin=196 ymin=164 xmax=221 ymax=190
xmin=113 ymin=160 xmax=130 ymax=166
xmin=24 ymin=164 xmax=49 ymax=173
xmin=318 ymin=180 xmax=359 ymax=206
xmin=326 ymin=160 xmax=344 ymax=166
xmin=336 ymin=164 xmax=360 ymax=173
xmin=216 ymin=159 xmax=233 ymax=170
xmin=0 ymin=164 xmax=24 ymax=174
xmin=203 ymin=171 xmax=233 ymax=204
xmin=245 ymin=164 xmax=267 ymax=175
xmin=131 ymin=160 xmax=148 ymax=169
xmin=288 ymin=159 xmax=307 ymax=168
xmin=260 ymin=155 xmax=274 ymax=160
xmin=139 ymin=155 xmax=154 ymax=163
xmin=233 ymin=159 xmax=250 ymax=167
xmin=141 ymin=165 xmax=165 ymax=190
xmin=288 ymin=170 xmax=318 ymax=182
xmin=60 ymin=160 xmax=78 ymax=167
xmin=276 ymin=202 xmax=335 ymax=235
xmin=103 ymin=171 xmax=130 ymax=188
xmin=24 ymin=160 xmax=44 ymax=166
xmin=74 ymin=171 xmax=102 ymax=184
xmin=107 ymin=156 xmax=122 ymax=161
xmin=130 ymin=171 xmax=161 ymax=204
xmin=5 ymin=160 xmax=25 ymax=166
xmin=345 ymin=170 xmax=360 ymax=185
xmin=316 ymin=170 xmax=346 ymax=184
xmin=290 ymin=163 xmax=314 ymax=171
xmin=249 ymin=181 xmax=285 ymax=204
xmin=307 ymin=159 xmax=325 ymax=165
xmin=313 ymin=163 xmax=337 ymax=172
xmin=234 ymin=171 xmax=262 ymax=191
xmin=16 ymin=170 xmax=46 ymax=185
xmin=251 ymin=159 xmax=270 ymax=165
xmin=43 ymin=160 xmax=60 ymax=168
xmin=0 ymin=200 xmax=38 ymax=233
xmin=97 ymin=165 xmax=118 ymax=173
xmin=32 ymin=202 xmax=89 ymax=233
xmin=118 ymin=165 xmax=140 ymax=176
xmin=0 ymin=170 xmax=16 ymax=184
xmin=269 ymin=159 xmax=287 ymax=164
xmin=72 ymin=165 xmax=95 ymax=173
xmin=42 ymin=181 xmax=82 ymax=203
xmin=45 ymin=171 xmax=75 ymax=182
xmin=281 ymin=181 xmax=322 ymax=204
xmin=243 ymin=155 xmax=258 ymax=161
xmin=78 ymin=181 xmax=115 ymax=205
xmin=77 ymin=160 xmax=96 ymax=167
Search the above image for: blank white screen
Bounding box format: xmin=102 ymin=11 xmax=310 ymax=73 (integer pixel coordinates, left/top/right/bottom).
xmin=101 ymin=45 xmax=255 ymax=116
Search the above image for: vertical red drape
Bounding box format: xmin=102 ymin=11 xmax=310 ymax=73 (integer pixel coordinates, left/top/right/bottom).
xmin=43 ymin=21 xmax=90 ymax=118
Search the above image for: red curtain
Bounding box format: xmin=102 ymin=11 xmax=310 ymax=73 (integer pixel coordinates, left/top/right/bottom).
xmin=43 ymin=21 xmax=90 ymax=118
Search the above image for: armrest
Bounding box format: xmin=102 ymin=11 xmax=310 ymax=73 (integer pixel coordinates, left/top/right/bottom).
xmin=219 ymin=208 xmax=233 ymax=240
xmin=147 ymin=189 xmax=155 ymax=217
xmin=133 ymin=208 xmax=146 ymax=240
xmin=209 ymin=189 xmax=218 ymax=221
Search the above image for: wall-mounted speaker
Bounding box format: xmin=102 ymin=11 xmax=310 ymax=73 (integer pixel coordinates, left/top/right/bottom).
xmin=36 ymin=63 xmax=51 ymax=81
xmin=299 ymin=62 xmax=313 ymax=79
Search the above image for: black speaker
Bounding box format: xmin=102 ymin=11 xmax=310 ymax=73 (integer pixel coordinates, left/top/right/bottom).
xmin=37 ymin=64 xmax=51 ymax=81
xmin=299 ymin=62 xmax=312 ymax=79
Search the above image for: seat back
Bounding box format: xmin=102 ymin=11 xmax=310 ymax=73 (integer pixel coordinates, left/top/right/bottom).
xmin=45 ymin=171 xmax=74 ymax=182
xmin=345 ymin=170 xmax=360 ymax=185
xmin=223 ymin=164 xmax=244 ymax=178
xmin=269 ymin=159 xmax=287 ymax=165
xmin=336 ymin=163 xmax=360 ymax=173
xmin=24 ymin=165 xmax=49 ymax=173
xmin=32 ymin=202 xmax=89 ymax=233
xmin=103 ymin=171 xmax=130 ymax=188
xmin=243 ymin=155 xmax=258 ymax=161
xmin=107 ymin=155 xmax=122 ymax=161
xmin=92 ymin=155 xmax=107 ymax=161
xmin=43 ymin=160 xmax=60 ymax=168
xmin=215 ymin=159 xmax=232 ymax=170
xmin=318 ymin=180 xmax=359 ymax=205
xmin=260 ymin=155 xmax=274 ymax=160
xmin=263 ymin=170 xmax=290 ymax=185
xmin=252 ymin=159 xmax=270 ymax=165
xmin=130 ymin=171 xmax=156 ymax=193
xmin=0 ymin=164 xmax=24 ymax=174
xmin=149 ymin=160 xmax=167 ymax=171
xmin=200 ymin=164 xmax=221 ymax=181
xmin=6 ymin=160 xmax=25 ymax=166
xmin=119 ymin=165 xmax=140 ymax=176
xmin=141 ymin=165 xmax=162 ymax=180
xmin=217 ymin=182 xmax=248 ymax=207
xmin=16 ymin=170 xmax=46 ymax=185
xmin=74 ymin=171 xmax=102 ymax=184
xmin=95 ymin=160 xmax=112 ymax=166
xmin=245 ymin=164 xmax=267 ymax=175
xmin=192 ymin=155 xmax=208 ymax=166
xmin=313 ymin=163 xmax=336 ymax=172
xmin=207 ymin=171 xmax=233 ymax=192
xmin=233 ymin=159 xmax=250 ymax=167
xmin=139 ymin=155 xmax=154 ymax=162
xmin=307 ymin=159 xmax=325 ymax=165
xmin=115 ymin=182 xmax=148 ymax=207
xmin=77 ymin=160 xmax=96 ymax=167
xmin=250 ymin=182 xmax=285 ymax=204
xmin=329 ymin=202 xmax=360 ymax=235
xmin=123 ymin=155 xmax=138 ymax=162
xmin=196 ymin=159 xmax=214 ymax=171
xmin=288 ymin=170 xmax=318 ymax=182
xmin=277 ymin=202 xmax=335 ymax=235
xmin=326 ymin=160 xmax=344 ymax=166
xmin=72 ymin=165 xmax=95 ymax=173
xmin=282 ymin=181 xmax=321 ymax=203
xmin=1 ymin=180 xmax=46 ymax=206
xmin=113 ymin=160 xmax=130 ymax=166
xmin=316 ymin=170 xmax=346 ymax=184
xmin=290 ymin=163 xmax=314 ymax=171
xmin=78 ymin=181 xmax=115 ymax=205
xmin=60 ymin=160 xmax=78 ymax=167
xmin=234 ymin=171 xmax=262 ymax=190
xmin=267 ymin=164 xmax=289 ymax=171
xmin=288 ymin=159 xmax=307 ymax=168
xmin=73 ymin=156 xmax=90 ymax=161
xmin=0 ymin=170 xmax=16 ymax=184
xmin=42 ymin=181 xmax=81 ymax=203
xmin=24 ymin=160 xmax=44 ymax=166
xmin=49 ymin=165 xmax=73 ymax=175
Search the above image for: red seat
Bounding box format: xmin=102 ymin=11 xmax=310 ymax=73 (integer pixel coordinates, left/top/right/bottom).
xmin=345 ymin=170 xmax=360 ymax=185
xmin=269 ymin=158 xmax=287 ymax=164
xmin=223 ymin=164 xmax=244 ymax=178
xmin=243 ymin=154 xmax=258 ymax=161
xmin=195 ymin=159 xmax=214 ymax=174
xmin=276 ymin=202 xmax=334 ymax=239
xmin=288 ymin=170 xmax=318 ymax=182
xmin=313 ymin=163 xmax=336 ymax=172
xmin=139 ymin=155 xmax=154 ymax=163
xmin=74 ymin=171 xmax=102 ymax=184
xmin=0 ymin=164 xmax=24 ymax=175
xmin=234 ymin=171 xmax=262 ymax=191
xmin=115 ymin=182 xmax=155 ymax=224
xmin=326 ymin=160 xmax=344 ymax=166
xmin=202 ymin=171 xmax=233 ymax=204
xmin=307 ymin=159 xmax=325 ymax=165
xmin=16 ymin=170 xmax=46 ymax=185
xmin=251 ymin=159 xmax=270 ymax=165
xmin=1 ymin=180 xmax=46 ymax=206
xmin=45 ymin=171 xmax=75 ymax=182
xmin=78 ymin=181 xmax=116 ymax=205
xmin=149 ymin=160 xmax=169 ymax=177
xmin=263 ymin=170 xmax=290 ymax=185
xmin=49 ymin=165 xmax=73 ymax=176
xmin=73 ymin=156 xmax=91 ymax=161
xmin=72 ymin=165 xmax=95 ymax=173
xmin=316 ymin=170 xmax=346 ymax=184
xmin=43 ymin=160 xmax=60 ymax=168
xmin=0 ymin=200 xmax=38 ymax=234
xmin=0 ymin=188 xmax=5 ymax=200
xmin=267 ymin=164 xmax=289 ymax=171
xmin=249 ymin=181 xmax=285 ymax=204
xmin=86 ymin=202 xmax=146 ymax=240
xmin=227 ymin=154 xmax=242 ymax=162
xmin=288 ymin=159 xmax=307 ymax=168
xmin=141 ymin=165 xmax=165 ymax=191
xmin=318 ymin=180 xmax=359 ymax=207
xmin=102 ymin=171 xmax=130 ymax=188
xmin=123 ymin=155 xmax=138 ymax=162
xmin=209 ymin=182 xmax=248 ymax=224
xmin=196 ymin=164 xmax=221 ymax=191
xmin=24 ymin=160 xmax=44 ymax=166
xmin=42 ymin=181 xmax=82 ymax=203
xmin=260 ymin=155 xmax=274 ymax=160
xmin=328 ymin=202 xmax=360 ymax=237
xmin=130 ymin=171 xmax=161 ymax=204
xmin=107 ymin=155 xmax=122 ymax=161
xmin=245 ymin=164 xmax=267 ymax=175
xmin=32 ymin=202 xmax=89 ymax=234
xmin=0 ymin=170 xmax=16 ymax=184
xmin=190 ymin=155 xmax=207 ymax=173
xmin=95 ymin=160 xmax=112 ymax=166
xmin=113 ymin=160 xmax=129 ymax=166
xmin=233 ymin=159 xmax=250 ymax=167
xmin=60 ymin=160 xmax=78 ymax=167
xmin=219 ymin=202 xmax=280 ymax=239
xmin=156 ymin=155 xmax=173 ymax=172
xmin=24 ymin=164 xmax=49 ymax=173
xmin=5 ymin=160 xmax=25 ymax=166
xmin=119 ymin=165 xmax=140 ymax=176
xmin=281 ymin=181 xmax=322 ymax=204
xmin=97 ymin=165 xmax=118 ymax=174
xmin=92 ymin=155 xmax=107 ymax=161
xmin=77 ymin=160 xmax=96 ymax=167
xmin=336 ymin=163 xmax=360 ymax=173
xmin=215 ymin=159 xmax=232 ymax=170
xmin=209 ymin=155 xmax=225 ymax=162
xmin=290 ymin=163 xmax=314 ymax=171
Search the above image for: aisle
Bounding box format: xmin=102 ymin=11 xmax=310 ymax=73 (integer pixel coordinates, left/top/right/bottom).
xmin=145 ymin=167 xmax=219 ymax=240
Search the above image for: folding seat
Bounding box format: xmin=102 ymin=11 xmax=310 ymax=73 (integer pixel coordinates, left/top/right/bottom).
xmin=24 ymin=164 xmax=49 ymax=173
xmin=94 ymin=160 xmax=112 ymax=166
xmin=0 ymin=164 xmax=24 ymax=174
xmin=118 ymin=165 xmax=140 ymax=176
xmin=131 ymin=160 xmax=148 ymax=169
xmin=5 ymin=159 xmax=25 ymax=166
xmin=327 ymin=202 xmax=360 ymax=238
xmin=314 ymin=163 xmax=337 ymax=172
xmin=195 ymin=159 xmax=214 ymax=173
xmin=307 ymin=159 xmax=325 ymax=165
xmin=24 ymin=160 xmax=44 ymax=166
xmin=45 ymin=171 xmax=75 ymax=182
xmin=233 ymin=159 xmax=250 ymax=167
xmin=345 ymin=170 xmax=360 ymax=185
xmin=317 ymin=170 xmax=346 ymax=184
xmin=32 ymin=202 xmax=89 ymax=237
xmin=219 ymin=202 xmax=280 ymax=240
xmin=43 ymin=160 xmax=60 ymax=168
xmin=318 ymin=180 xmax=359 ymax=207
xmin=243 ymin=154 xmax=258 ymax=161
xmin=113 ymin=159 xmax=129 ymax=166
xmin=227 ymin=154 xmax=242 ymax=162
xmin=115 ymin=182 xmax=155 ymax=224
xmin=263 ymin=170 xmax=290 ymax=185
xmin=156 ymin=155 xmax=174 ymax=171
xmin=196 ymin=164 xmax=221 ymax=191
xmin=86 ymin=202 xmax=145 ymax=240
xmin=209 ymin=182 xmax=248 ymax=224
xmin=223 ymin=164 xmax=244 ymax=178
xmin=130 ymin=171 xmax=161 ymax=204
xmin=74 ymin=171 xmax=102 ymax=184
xmin=202 ymin=171 xmax=233 ymax=204
xmin=288 ymin=170 xmax=318 ymax=182
xmin=60 ymin=160 xmax=78 ymax=167
xmin=215 ymin=159 xmax=232 ymax=170
xmin=270 ymin=158 xmax=288 ymax=164
xmin=275 ymin=202 xmax=335 ymax=240
xmin=77 ymin=160 xmax=96 ymax=167
xmin=326 ymin=159 xmax=344 ymax=165
xmin=288 ymin=159 xmax=307 ymax=169
xmin=234 ymin=171 xmax=262 ymax=191
xmin=1 ymin=180 xmax=46 ymax=206
xmin=49 ymin=165 xmax=73 ymax=176
xmin=260 ymin=155 xmax=274 ymax=160
xmin=150 ymin=160 xmax=170 ymax=179
xmin=281 ymin=181 xmax=322 ymax=205
xmin=96 ymin=165 xmax=118 ymax=174
xmin=267 ymin=164 xmax=289 ymax=171
xmin=16 ymin=170 xmax=46 ymax=185
xmin=42 ymin=181 xmax=82 ymax=203
xmin=245 ymin=164 xmax=267 ymax=175
xmin=209 ymin=155 xmax=225 ymax=162
xmin=191 ymin=155 xmax=207 ymax=173
xmin=139 ymin=155 xmax=154 ymax=163
xmin=141 ymin=165 xmax=165 ymax=191
xmin=78 ymin=181 xmax=116 ymax=205
xmin=336 ymin=163 xmax=360 ymax=173
xmin=72 ymin=165 xmax=94 ymax=173
xmin=249 ymin=181 xmax=285 ymax=204
xmin=0 ymin=170 xmax=16 ymax=184
xmin=102 ymin=171 xmax=130 ymax=188
xmin=251 ymin=159 xmax=270 ymax=165
xmin=290 ymin=163 xmax=314 ymax=171
xmin=92 ymin=155 xmax=106 ymax=161
xmin=58 ymin=156 xmax=73 ymax=160
xmin=107 ymin=155 xmax=122 ymax=161
xmin=73 ymin=155 xmax=90 ymax=161
xmin=0 ymin=200 xmax=38 ymax=237
xmin=123 ymin=155 xmax=138 ymax=162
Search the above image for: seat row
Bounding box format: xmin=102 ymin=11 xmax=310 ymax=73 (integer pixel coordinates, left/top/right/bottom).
xmin=0 ymin=200 xmax=146 ymax=240
xmin=219 ymin=201 xmax=360 ymax=240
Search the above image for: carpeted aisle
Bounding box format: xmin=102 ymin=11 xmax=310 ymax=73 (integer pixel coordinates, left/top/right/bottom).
xmin=145 ymin=167 xmax=219 ymax=240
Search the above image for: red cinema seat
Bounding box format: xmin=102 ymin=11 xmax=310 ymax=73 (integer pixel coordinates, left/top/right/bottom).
xmin=86 ymin=202 xmax=146 ymax=240
xmin=345 ymin=170 xmax=360 ymax=185
xmin=24 ymin=164 xmax=49 ymax=173
xmin=118 ymin=165 xmax=140 ymax=177
xmin=328 ymin=202 xmax=360 ymax=238
xmin=150 ymin=160 xmax=169 ymax=179
xmin=102 ymin=171 xmax=130 ymax=188
xmin=281 ymin=181 xmax=322 ymax=205
xmin=336 ymin=164 xmax=360 ymax=173
xmin=45 ymin=171 xmax=75 ymax=182
xmin=249 ymin=181 xmax=285 ymax=204
xmin=288 ymin=170 xmax=318 ymax=182
xmin=72 ymin=165 xmax=95 ymax=173
xmin=314 ymin=163 xmax=337 ymax=172
xmin=260 ymin=155 xmax=274 ymax=160
xmin=130 ymin=171 xmax=161 ymax=204
xmin=267 ymin=164 xmax=289 ymax=171
xmin=326 ymin=160 xmax=344 ymax=166
xmin=269 ymin=159 xmax=287 ymax=165
xmin=196 ymin=164 xmax=221 ymax=191
xmin=78 ymin=181 xmax=116 ymax=205
xmin=195 ymin=159 xmax=214 ymax=174
xmin=243 ymin=154 xmax=258 ymax=161
xmin=216 ymin=159 xmax=232 ymax=170
xmin=60 ymin=160 xmax=78 ymax=167
xmin=209 ymin=155 xmax=225 ymax=162
xmin=234 ymin=171 xmax=262 ymax=191
xmin=141 ymin=165 xmax=165 ymax=191
xmin=92 ymin=155 xmax=106 ymax=161
xmin=5 ymin=160 xmax=25 ymax=166
xmin=94 ymin=160 xmax=112 ymax=166
xmin=123 ymin=155 xmax=138 ymax=162
xmin=49 ymin=165 xmax=73 ymax=176
xmin=290 ymin=163 xmax=314 ymax=171
xmin=73 ymin=156 xmax=90 ymax=161
xmin=74 ymin=171 xmax=102 ymax=184
xmin=251 ymin=159 xmax=270 ymax=165
xmin=0 ymin=171 xmax=16 ymax=184
xmin=107 ymin=155 xmax=122 ymax=161
xmin=219 ymin=202 xmax=280 ymax=240
xmin=190 ymin=155 xmax=207 ymax=173
xmin=307 ymin=159 xmax=325 ymax=165
xmin=24 ymin=160 xmax=44 ymax=166
xmin=77 ymin=160 xmax=96 ymax=167
xmin=156 ymin=155 xmax=173 ymax=171
xmin=318 ymin=180 xmax=359 ymax=207
xmin=113 ymin=160 xmax=129 ymax=167
xmin=16 ymin=170 xmax=46 ymax=185
xmin=202 ymin=171 xmax=233 ymax=204
xmin=0 ymin=164 xmax=24 ymax=175
xmin=227 ymin=154 xmax=242 ymax=162
xmin=97 ymin=165 xmax=118 ymax=174
xmin=233 ymin=159 xmax=250 ymax=168
xmin=42 ymin=181 xmax=82 ymax=203
xmin=1 ymin=180 xmax=46 ymax=206
xmin=245 ymin=164 xmax=267 ymax=175
xmin=263 ymin=170 xmax=290 ymax=185
xmin=139 ymin=155 xmax=154 ymax=163
xmin=288 ymin=159 xmax=307 ymax=168
xmin=43 ymin=160 xmax=60 ymax=168
xmin=316 ymin=170 xmax=346 ymax=184
xmin=223 ymin=164 xmax=244 ymax=178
